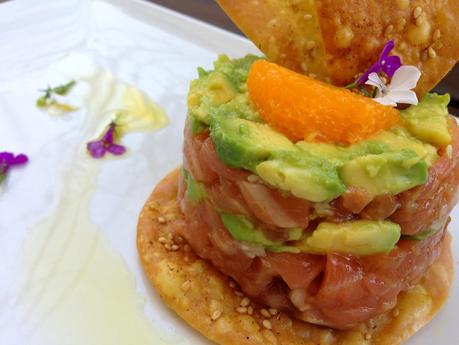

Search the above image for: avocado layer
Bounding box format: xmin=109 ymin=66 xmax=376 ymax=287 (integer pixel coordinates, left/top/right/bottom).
xmin=188 ymin=55 xmax=451 ymax=203
xmin=295 ymin=220 xmax=401 ymax=255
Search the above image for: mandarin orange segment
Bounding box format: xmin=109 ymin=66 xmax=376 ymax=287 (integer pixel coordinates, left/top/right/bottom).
xmin=247 ymin=60 xmax=400 ymax=144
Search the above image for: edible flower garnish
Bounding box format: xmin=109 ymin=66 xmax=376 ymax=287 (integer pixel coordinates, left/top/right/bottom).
xmin=357 ymin=40 xmax=402 ymax=85
xmin=86 ymin=122 xmax=126 ymax=159
xmin=365 ymin=66 xmax=421 ymax=107
xmin=0 ymin=151 xmax=29 ymax=184
xmin=36 ymin=80 xmax=78 ymax=112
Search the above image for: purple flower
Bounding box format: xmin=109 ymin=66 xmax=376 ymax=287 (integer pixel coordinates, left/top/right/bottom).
xmin=357 ymin=40 xmax=402 ymax=85
xmin=87 ymin=122 xmax=126 ymax=159
xmin=0 ymin=152 xmax=29 ymax=184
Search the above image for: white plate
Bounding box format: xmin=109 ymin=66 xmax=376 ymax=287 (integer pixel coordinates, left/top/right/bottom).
xmin=0 ymin=1 xmax=457 ymax=344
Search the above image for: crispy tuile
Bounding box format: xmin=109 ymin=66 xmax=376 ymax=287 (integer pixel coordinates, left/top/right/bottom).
xmin=137 ymin=169 xmax=454 ymax=345
xmin=217 ymin=0 xmax=459 ymax=96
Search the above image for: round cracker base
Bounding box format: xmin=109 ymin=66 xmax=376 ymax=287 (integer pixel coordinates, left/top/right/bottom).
xmin=137 ymin=169 xmax=454 ymax=345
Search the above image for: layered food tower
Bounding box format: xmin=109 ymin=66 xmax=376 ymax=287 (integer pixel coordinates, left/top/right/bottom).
xmin=138 ymin=1 xmax=459 ymax=344
xmin=178 ymin=56 xmax=458 ymax=329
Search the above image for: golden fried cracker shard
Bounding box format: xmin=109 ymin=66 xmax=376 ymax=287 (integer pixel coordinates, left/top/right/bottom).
xmin=217 ymin=0 xmax=459 ymax=95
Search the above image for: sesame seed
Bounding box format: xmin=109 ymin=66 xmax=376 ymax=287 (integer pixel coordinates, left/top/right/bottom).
xmin=413 ymin=6 xmax=423 ymax=19
xmin=433 ymin=29 xmax=441 ymax=41
xmin=181 ymin=280 xmax=191 ymax=291
xmin=300 ymin=62 xmax=308 ymax=72
xmin=364 ymin=333 xmax=372 ymax=340
xmin=158 ymin=237 xmax=167 ymax=244
xmin=229 ymin=281 xmax=236 ymax=289
xmin=398 ymin=42 xmax=407 ymax=51
xmin=392 ymin=308 xmax=400 ymax=317
xmin=157 ymin=216 xmax=166 ymax=224
xmin=428 ymin=47 xmax=437 ymax=58
xmin=171 ymin=244 xmax=179 ymax=251
xmin=384 ymin=24 xmax=394 ymax=37
xmin=415 ymin=15 xmax=425 ymax=27
xmin=167 ymin=233 xmax=173 ymax=241
xmin=247 ymin=306 xmax=254 ymax=315
xmin=211 ymin=310 xmax=222 ymax=321
xmin=164 ymin=243 xmax=172 ymax=250
xmin=260 ymin=309 xmax=271 ymax=318
xmin=304 ymin=14 xmax=313 ymax=20
xmin=262 ymin=320 xmax=272 ymax=330
xmin=305 ymin=40 xmax=316 ymax=50
xmin=268 ymin=308 xmax=279 ymax=316
xmin=183 ymin=244 xmax=191 ymax=252
xmin=240 ymin=297 xmax=251 ymax=307
xmin=397 ymin=18 xmax=407 ymax=30
xmin=234 ymin=291 xmax=244 ymax=297
xmin=236 ymin=307 xmax=248 ymax=314
xmin=308 ymin=73 xmax=317 ymax=78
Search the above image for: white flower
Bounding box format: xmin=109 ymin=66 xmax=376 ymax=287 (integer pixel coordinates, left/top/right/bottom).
xmin=365 ymin=66 xmax=421 ymax=107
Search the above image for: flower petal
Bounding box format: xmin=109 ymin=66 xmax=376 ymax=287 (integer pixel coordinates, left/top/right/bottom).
xmin=365 ymin=72 xmax=386 ymax=93
xmin=382 ymin=55 xmax=402 ymax=77
xmin=107 ymin=143 xmax=126 ymax=156
xmin=0 ymin=152 xmax=14 ymax=164
xmin=87 ymin=141 xmax=106 ymax=158
xmin=372 ymin=95 xmax=397 ymax=107
xmin=11 ymin=154 xmax=29 ymax=166
xmin=380 ymin=40 xmax=395 ymax=60
xmin=388 ymin=65 xmax=421 ymax=91
xmin=357 ymin=62 xmax=381 ymax=85
xmin=385 ymin=89 xmax=419 ymax=105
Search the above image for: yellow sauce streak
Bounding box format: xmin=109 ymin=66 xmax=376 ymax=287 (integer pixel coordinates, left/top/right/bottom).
xmin=11 ymin=55 xmax=185 ymax=345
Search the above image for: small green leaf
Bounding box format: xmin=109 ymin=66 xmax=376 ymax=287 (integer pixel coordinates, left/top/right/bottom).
xmin=36 ymin=96 xmax=48 ymax=108
xmin=52 ymin=80 xmax=76 ymax=95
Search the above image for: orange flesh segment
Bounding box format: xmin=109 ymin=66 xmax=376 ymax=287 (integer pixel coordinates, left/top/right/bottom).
xmin=247 ymin=60 xmax=400 ymax=144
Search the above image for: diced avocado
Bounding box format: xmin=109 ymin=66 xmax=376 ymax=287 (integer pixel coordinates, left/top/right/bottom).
xmin=189 ymin=114 xmax=207 ymax=134
xmin=220 ymin=212 xmax=301 ymax=253
xmin=369 ymin=128 xmax=438 ymax=167
xmin=187 ymin=55 xmax=261 ymax=125
xmin=255 ymin=151 xmax=346 ymax=203
xmin=220 ymin=212 xmax=279 ymax=246
xmin=188 ymin=71 xmax=237 ymax=124
xmin=340 ymin=150 xmax=428 ymax=197
xmin=297 ymin=140 xmax=389 ymax=167
xmin=210 ymin=116 xmax=295 ymax=170
xmin=295 ymin=220 xmax=401 ymax=255
xmin=183 ymin=169 xmax=206 ymax=203
xmin=401 ymin=93 xmax=451 ymax=147
xmin=287 ymin=228 xmax=304 ymax=241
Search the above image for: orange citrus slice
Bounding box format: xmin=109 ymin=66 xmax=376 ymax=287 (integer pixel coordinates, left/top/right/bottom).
xmin=247 ymin=60 xmax=400 ymax=144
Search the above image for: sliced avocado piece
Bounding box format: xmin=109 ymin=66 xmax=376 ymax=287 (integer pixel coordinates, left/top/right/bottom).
xmin=295 ymin=220 xmax=401 ymax=255
xmin=296 ymin=140 xmax=389 ymax=167
xmin=340 ymin=150 xmax=428 ymax=197
xmin=370 ymin=128 xmax=438 ymax=167
xmin=183 ymin=169 xmax=206 ymax=203
xmin=220 ymin=212 xmax=301 ymax=253
xmin=255 ymin=151 xmax=346 ymax=203
xmin=220 ymin=212 xmax=279 ymax=246
xmin=401 ymin=93 xmax=451 ymax=147
xmin=210 ymin=116 xmax=295 ymax=170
